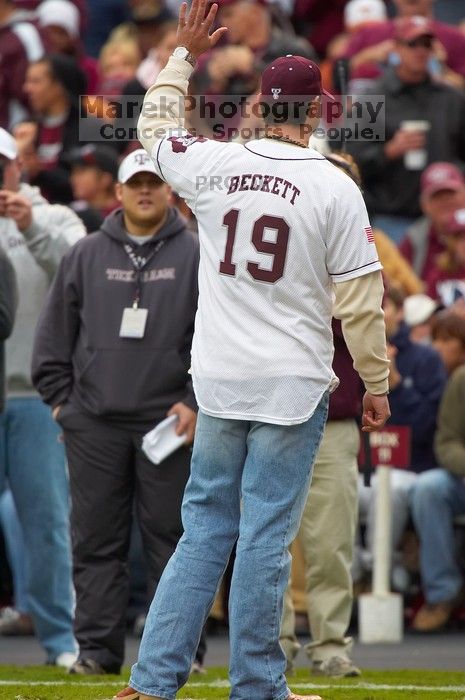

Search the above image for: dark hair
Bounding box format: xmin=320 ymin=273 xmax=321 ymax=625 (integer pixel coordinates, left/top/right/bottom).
xmin=261 ymin=99 xmax=314 ymax=127
xmin=36 ymin=53 xmax=87 ymax=102
xmin=431 ymin=310 xmax=465 ymax=347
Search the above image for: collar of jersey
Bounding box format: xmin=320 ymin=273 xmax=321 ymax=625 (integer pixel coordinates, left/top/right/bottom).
xmin=245 ymin=139 xmax=326 ymax=161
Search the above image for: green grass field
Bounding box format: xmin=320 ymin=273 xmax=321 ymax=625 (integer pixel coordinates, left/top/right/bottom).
xmin=1 ymin=667 xmax=465 ymax=700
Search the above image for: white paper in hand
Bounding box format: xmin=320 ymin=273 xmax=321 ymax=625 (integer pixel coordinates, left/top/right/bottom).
xmin=142 ymin=415 xmax=187 ymax=464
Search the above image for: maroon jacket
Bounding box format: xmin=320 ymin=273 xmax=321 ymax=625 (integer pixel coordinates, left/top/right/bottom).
xmin=0 ymin=10 xmax=48 ymax=128
xmin=329 ymin=319 xmax=362 ymax=422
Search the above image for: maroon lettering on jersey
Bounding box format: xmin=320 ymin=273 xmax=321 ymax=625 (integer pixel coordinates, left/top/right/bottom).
xmin=271 ymin=177 xmax=283 ymax=195
xmin=260 ymin=175 xmax=274 ymax=193
xmin=167 ymin=135 xmax=207 ymax=153
xmin=227 ymin=176 xmax=240 ymax=194
xmin=250 ymin=174 xmax=263 ymax=191
xmin=239 ymin=174 xmax=252 ymax=191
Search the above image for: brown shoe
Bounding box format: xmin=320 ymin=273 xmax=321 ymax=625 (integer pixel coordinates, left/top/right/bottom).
xmin=412 ymin=602 xmax=454 ymax=632
xmin=0 ymin=608 xmax=34 ymax=636
xmin=112 ymin=689 xmax=164 ymax=700
xmin=288 ymin=694 xmax=323 ymax=700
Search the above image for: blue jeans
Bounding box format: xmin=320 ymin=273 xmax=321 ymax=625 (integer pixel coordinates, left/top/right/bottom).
xmin=0 ymin=397 xmax=76 ymax=660
xmin=130 ymin=394 xmax=329 ymax=700
xmin=0 ymin=490 xmax=28 ymax=612
xmin=411 ymin=469 xmax=465 ymax=604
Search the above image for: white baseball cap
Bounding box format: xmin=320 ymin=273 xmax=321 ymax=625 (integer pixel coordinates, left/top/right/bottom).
xmin=0 ymin=128 xmax=18 ymax=160
xmin=344 ymin=0 xmax=386 ymax=30
xmin=117 ymin=148 xmax=160 ymax=184
xmin=37 ymin=0 xmax=80 ymax=38
xmin=403 ymin=294 xmax=438 ymax=327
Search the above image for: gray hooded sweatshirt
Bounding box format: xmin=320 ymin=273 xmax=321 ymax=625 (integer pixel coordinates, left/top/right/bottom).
xmin=32 ymin=207 xmax=199 ymax=425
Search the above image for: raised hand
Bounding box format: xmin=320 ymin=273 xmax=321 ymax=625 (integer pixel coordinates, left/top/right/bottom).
xmin=176 ymin=0 xmax=228 ymax=59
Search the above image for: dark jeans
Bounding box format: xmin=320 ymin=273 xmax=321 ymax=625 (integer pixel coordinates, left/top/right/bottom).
xmin=60 ymin=407 xmax=193 ymax=672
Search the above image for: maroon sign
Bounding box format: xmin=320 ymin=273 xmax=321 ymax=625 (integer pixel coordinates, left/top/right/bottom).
xmin=358 ymin=425 xmax=411 ymax=469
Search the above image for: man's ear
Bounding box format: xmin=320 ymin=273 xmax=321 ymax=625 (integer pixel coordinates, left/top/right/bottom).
xmin=115 ymin=182 xmax=123 ymax=203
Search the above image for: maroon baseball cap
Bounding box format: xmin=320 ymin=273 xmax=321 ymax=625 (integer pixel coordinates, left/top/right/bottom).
xmin=395 ymin=16 xmax=435 ymax=42
xmin=446 ymin=208 xmax=465 ymax=236
xmin=261 ymin=55 xmax=334 ymax=101
xmin=421 ymin=162 xmax=465 ymax=198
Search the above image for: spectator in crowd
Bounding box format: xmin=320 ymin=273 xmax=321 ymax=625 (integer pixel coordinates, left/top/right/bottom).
xmin=348 ymin=17 xmax=465 ymax=243
xmin=0 ymin=126 xmax=84 ymax=665
xmin=130 ymin=1 xmax=175 ymax=59
xmin=0 ymin=244 xmax=16 ymax=413
xmin=291 ymin=0 xmax=347 ymax=58
xmin=134 ymin=21 xmax=178 ymax=91
xmin=84 ymin=0 xmax=131 ymax=59
xmin=431 ymin=309 xmax=465 ymax=374
xmin=355 ymin=287 xmax=447 ymax=588
xmin=399 ymin=162 xmax=465 ymax=281
xmin=19 ymin=53 xmax=88 ymax=203
xmin=411 ymin=316 xmax=465 ymax=631
xmin=32 ymin=149 xmax=203 ymax=676
xmin=195 ymin=0 xmax=316 ymax=96
xmin=318 ymin=0 xmax=387 ymax=95
xmin=98 ymin=39 xmax=142 ymax=96
xmin=69 ymin=144 xmax=119 ymax=231
xmin=0 ymin=0 xmax=47 ymax=129
xmin=37 ymin=0 xmax=99 ymax=94
xmin=425 ymin=208 xmax=465 ymax=306
xmin=343 ymin=0 xmax=465 ymax=88
xmin=403 ymin=293 xmax=437 ymax=343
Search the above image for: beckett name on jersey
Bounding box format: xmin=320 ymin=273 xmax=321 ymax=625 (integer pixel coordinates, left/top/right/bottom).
xmin=227 ymin=173 xmax=301 ymax=205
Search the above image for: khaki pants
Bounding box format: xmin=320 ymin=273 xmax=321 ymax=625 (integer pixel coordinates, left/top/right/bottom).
xmin=281 ymin=419 xmax=359 ymax=665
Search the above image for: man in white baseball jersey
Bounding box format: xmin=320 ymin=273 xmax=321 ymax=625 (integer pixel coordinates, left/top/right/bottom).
xmin=115 ymin=1 xmax=390 ymax=699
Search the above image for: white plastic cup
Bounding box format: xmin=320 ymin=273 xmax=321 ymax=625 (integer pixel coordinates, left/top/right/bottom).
xmin=400 ymin=120 xmax=430 ymax=170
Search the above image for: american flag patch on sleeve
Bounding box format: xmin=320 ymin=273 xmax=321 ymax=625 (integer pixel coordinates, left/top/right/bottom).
xmin=364 ymin=226 xmax=375 ymax=243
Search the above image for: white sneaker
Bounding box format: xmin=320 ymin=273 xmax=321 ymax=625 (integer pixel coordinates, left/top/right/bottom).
xmin=54 ymin=651 xmax=79 ymax=669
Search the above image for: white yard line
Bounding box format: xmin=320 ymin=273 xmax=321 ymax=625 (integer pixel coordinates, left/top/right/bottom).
xmin=1 ymin=680 xmax=465 ymax=693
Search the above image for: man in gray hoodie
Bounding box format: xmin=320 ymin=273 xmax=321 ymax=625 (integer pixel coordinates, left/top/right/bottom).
xmin=32 ymin=149 xmax=200 ymax=675
xmin=0 ymin=126 xmax=84 ymax=667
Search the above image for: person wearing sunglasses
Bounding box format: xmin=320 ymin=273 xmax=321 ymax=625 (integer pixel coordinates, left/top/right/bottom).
xmin=347 ymin=15 xmax=465 ymax=245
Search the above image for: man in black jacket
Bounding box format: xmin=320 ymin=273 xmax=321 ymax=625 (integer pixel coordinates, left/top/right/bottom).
xmin=0 ymin=245 xmax=16 ymax=414
xmin=32 ymin=149 xmax=200 ymax=675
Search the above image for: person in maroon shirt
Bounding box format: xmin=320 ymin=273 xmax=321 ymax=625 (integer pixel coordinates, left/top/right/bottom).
xmin=37 ymin=0 xmax=99 ymax=95
xmin=343 ymin=0 xmax=465 ymax=87
xmin=399 ymin=163 xmax=465 ymax=282
xmin=425 ymin=208 xmax=465 ymax=306
xmin=0 ymin=0 xmax=48 ymax=129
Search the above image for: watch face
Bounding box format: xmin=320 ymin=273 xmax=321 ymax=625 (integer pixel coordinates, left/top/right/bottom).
xmin=174 ymin=47 xmax=188 ymax=59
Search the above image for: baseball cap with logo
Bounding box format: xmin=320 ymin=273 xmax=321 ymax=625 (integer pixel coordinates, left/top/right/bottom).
xmin=446 ymin=208 xmax=465 ymax=236
xmin=261 ymin=55 xmax=334 ymax=102
xmin=420 ymin=162 xmax=465 ymax=199
xmin=0 ymin=128 xmax=18 ymax=161
xmin=117 ymin=148 xmax=161 ymax=184
xmin=395 ymin=15 xmax=435 ymax=42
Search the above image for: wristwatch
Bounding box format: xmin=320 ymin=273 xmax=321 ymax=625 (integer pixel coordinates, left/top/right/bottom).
xmin=172 ymin=46 xmax=196 ymax=67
